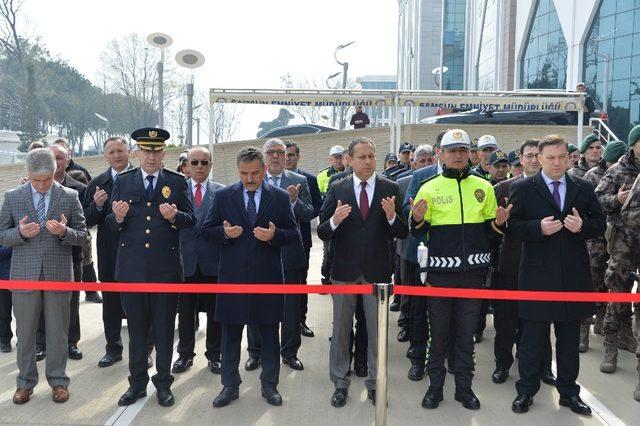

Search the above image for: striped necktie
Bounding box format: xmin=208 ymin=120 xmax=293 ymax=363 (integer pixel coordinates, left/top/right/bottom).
xmin=36 ymin=192 xmax=46 ymax=228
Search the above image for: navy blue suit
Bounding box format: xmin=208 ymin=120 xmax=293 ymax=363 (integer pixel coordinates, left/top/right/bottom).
xmin=201 ymin=180 xmax=298 ymax=388
xmin=106 ymin=167 xmax=195 ymax=392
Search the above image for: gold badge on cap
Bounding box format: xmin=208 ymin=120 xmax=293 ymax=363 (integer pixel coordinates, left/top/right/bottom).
xmin=452 ymin=131 xmax=463 ymax=140
xmin=162 ymin=186 xmax=171 ymax=199
xmin=149 ymin=130 xmax=158 ymax=138
xmin=496 ymin=151 xmax=505 ymax=159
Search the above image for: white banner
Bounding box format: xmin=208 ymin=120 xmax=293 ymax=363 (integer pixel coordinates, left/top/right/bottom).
xmin=398 ymin=95 xmax=583 ymax=112
xmin=211 ymin=90 xmax=392 ymax=107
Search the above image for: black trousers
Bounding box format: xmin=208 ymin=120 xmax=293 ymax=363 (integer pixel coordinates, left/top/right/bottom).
xmin=405 ymin=261 xmax=429 ymax=360
xmin=300 ymin=245 xmax=311 ymax=322
xmin=36 ymin=260 xmax=82 ymax=349
xmin=102 ymin=290 xmax=124 ymax=356
xmin=121 ymin=292 xmax=178 ymax=391
xmin=222 ymin=323 xmax=280 ymax=388
xmin=177 ymin=268 xmax=221 ymax=360
xmin=494 ymin=274 xmax=552 ymax=372
xmin=248 ymin=269 xmax=302 ymax=359
xmin=397 ymin=255 xmax=411 ymax=328
xmin=350 ymin=295 xmax=368 ymax=368
xmin=0 ymin=288 xmax=12 ymax=344
xmin=516 ymin=319 xmax=580 ymax=398
xmin=425 ymin=271 xmax=484 ymax=390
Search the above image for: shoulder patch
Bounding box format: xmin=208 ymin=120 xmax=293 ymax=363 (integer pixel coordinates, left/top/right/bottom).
xmin=419 ymin=172 xmax=442 ymax=187
xmin=474 ymin=188 xmax=486 ymax=202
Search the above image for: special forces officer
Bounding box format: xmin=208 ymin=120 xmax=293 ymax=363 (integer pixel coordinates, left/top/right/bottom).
xmin=410 ymin=129 xmax=510 ymax=411
xmin=106 ymin=128 xmax=195 ymax=408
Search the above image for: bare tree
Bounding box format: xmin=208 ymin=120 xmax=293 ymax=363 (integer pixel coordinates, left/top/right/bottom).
xmin=0 ymin=0 xmax=24 ymax=65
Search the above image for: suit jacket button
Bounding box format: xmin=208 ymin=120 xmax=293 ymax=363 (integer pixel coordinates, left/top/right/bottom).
xmin=145 ymin=229 xmax=150 ymax=234
xmin=145 ymin=243 xmax=150 ymax=248
xmin=147 ymin=202 xmax=152 ymax=207
xmin=129 ymin=199 xmax=132 ymax=203
xmin=146 ymin=216 xmax=151 ymax=221
xmin=121 ymin=243 xmax=125 ymax=247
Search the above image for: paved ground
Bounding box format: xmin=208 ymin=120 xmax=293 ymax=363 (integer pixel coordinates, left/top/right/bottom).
xmin=0 ymin=235 xmax=638 ymax=425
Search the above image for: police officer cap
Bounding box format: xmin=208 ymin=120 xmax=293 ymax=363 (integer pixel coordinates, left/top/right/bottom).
xmin=470 ymin=138 xmax=479 ymax=151
xmin=399 ymin=142 xmax=413 ymax=153
xmin=489 ymin=150 xmax=509 ymax=166
xmin=329 ymin=145 xmax=344 ymax=156
xmin=440 ymin=129 xmax=471 ymax=150
xmin=477 ymin=135 xmax=498 ymax=150
xmin=131 ymin=127 xmax=170 ymax=151
xmin=579 ymin=133 xmax=600 ymax=154
xmin=507 ymin=149 xmax=521 ymax=166
xmin=384 ymin=153 xmax=398 ymax=163
xmin=567 ymin=143 xmax=578 ymax=153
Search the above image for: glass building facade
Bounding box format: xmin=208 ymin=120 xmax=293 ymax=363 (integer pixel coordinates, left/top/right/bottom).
xmin=442 ymin=0 xmax=467 ymax=90
xmin=520 ymin=0 xmax=567 ymax=89
xmin=477 ymin=0 xmax=498 ymax=91
xmin=584 ymin=0 xmax=640 ymax=139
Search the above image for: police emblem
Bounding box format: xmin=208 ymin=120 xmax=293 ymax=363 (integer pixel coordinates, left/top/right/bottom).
xmin=149 ymin=130 xmax=158 ymax=138
xmin=474 ymin=189 xmax=485 ymax=202
xmin=162 ymin=186 xmax=171 ymax=199
xmin=496 ymin=150 xmax=505 ymax=159
xmin=452 ymin=131 xmax=463 ymax=140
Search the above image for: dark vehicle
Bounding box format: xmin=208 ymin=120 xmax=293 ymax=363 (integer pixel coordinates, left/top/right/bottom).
xmin=259 ymin=124 xmax=337 ymax=139
xmin=420 ymin=108 xmax=607 ymax=126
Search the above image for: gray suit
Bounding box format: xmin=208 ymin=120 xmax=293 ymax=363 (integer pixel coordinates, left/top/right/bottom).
xmin=0 ymin=182 xmax=86 ymax=389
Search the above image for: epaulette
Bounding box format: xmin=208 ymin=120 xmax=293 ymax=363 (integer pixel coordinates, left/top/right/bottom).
xmin=162 ymin=168 xmax=186 ymax=177
xmin=419 ymin=172 xmax=441 ymax=186
xmin=118 ymin=167 xmax=137 ymax=176
xmin=318 ymin=166 xmax=329 ymax=173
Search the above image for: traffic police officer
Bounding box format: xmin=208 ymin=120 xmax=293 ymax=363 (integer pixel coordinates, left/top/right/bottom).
xmin=107 ymin=127 xmax=195 ymax=408
xmin=410 ymin=129 xmax=510 ymax=411
xmin=317 ymin=145 xmax=345 ymax=196
xmin=474 ymin=135 xmax=498 ymax=179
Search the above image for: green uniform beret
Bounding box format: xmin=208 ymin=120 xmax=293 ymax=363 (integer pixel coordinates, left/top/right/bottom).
xmin=602 ymin=140 xmax=627 ymax=163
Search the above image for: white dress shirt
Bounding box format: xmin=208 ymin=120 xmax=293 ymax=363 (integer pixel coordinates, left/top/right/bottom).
xmin=191 ymin=179 xmax=207 ymax=197
xmin=141 ymin=169 xmax=160 ymax=191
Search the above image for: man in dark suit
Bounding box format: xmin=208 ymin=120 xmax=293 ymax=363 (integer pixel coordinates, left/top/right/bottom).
xmin=172 ymin=146 xmax=224 ymax=375
xmin=284 ymin=140 xmax=322 ymax=337
xmin=492 ymin=139 xmax=555 ymax=386
xmin=202 ymin=146 xmax=298 ymax=408
xmin=35 ymin=144 xmax=86 ymax=362
xmin=106 ymin=127 xmax=195 ymax=408
xmin=508 ymin=134 xmax=606 ymax=416
xmin=245 ymin=139 xmax=314 ymax=372
xmin=83 ymin=137 xmax=133 ymax=368
xmin=318 ymin=137 xmax=408 ymax=407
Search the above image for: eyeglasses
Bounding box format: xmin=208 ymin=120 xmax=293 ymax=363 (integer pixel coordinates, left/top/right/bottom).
xmin=190 ymin=160 xmax=210 ymax=166
xmin=265 ymin=150 xmax=286 ymax=157
xmin=522 ymin=153 xmax=538 ymax=159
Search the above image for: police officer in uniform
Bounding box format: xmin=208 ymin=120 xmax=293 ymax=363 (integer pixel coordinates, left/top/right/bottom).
xmin=107 ymin=128 xmax=195 ymax=408
xmin=474 ymin=135 xmax=498 ymax=180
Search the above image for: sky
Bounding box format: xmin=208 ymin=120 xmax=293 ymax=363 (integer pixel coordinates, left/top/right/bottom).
xmin=22 ymin=0 xmax=399 ymax=140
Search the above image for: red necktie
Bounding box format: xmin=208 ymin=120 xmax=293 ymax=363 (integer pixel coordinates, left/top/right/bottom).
xmin=359 ymin=181 xmax=369 ymax=221
xmin=194 ymin=183 xmax=202 ymax=208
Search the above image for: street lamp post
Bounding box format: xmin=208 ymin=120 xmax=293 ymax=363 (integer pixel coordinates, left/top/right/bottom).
xmin=176 ymin=49 xmax=206 ymax=148
xmin=94 ymin=112 xmax=109 ymax=153
xmin=147 ymin=33 xmax=174 ymax=128
xmin=326 ymin=71 xmax=341 ymax=128
xmin=334 ymin=41 xmax=355 ymax=130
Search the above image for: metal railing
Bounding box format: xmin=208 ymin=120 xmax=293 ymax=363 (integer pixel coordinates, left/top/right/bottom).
xmin=589 ymin=118 xmax=619 ymax=143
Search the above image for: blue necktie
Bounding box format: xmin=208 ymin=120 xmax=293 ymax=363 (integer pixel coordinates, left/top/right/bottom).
xmin=552 ymin=181 xmax=561 ymax=209
xmin=247 ymin=190 xmax=257 ymax=226
xmin=146 ymin=175 xmax=155 ymax=200
xmin=36 ymin=193 xmax=46 ymax=228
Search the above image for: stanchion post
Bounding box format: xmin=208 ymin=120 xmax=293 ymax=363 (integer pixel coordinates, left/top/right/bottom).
xmin=375 ymin=283 xmax=390 ymax=426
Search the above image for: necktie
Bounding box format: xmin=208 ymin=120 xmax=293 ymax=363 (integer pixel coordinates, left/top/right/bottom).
xmin=247 ymin=190 xmax=257 ymax=226
xmin=270 ymin=176 xmax=279 ymax=187
xmin=359 ymin=181 xmax=369 ymax=221
xmin=36 ymin=193 xmax=46 ymax=228
xmin=552 ymin=181 xmax=561 ymax=209
xmin=146 ymin=175 xmax=155 ymax=200
xmin=194 ymin=183 xmax=202 ymax=208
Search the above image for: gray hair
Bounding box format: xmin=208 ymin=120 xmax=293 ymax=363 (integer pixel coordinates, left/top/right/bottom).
xmin=414 ymin=144 xmax=434 ymax=159
xmin=25 ymin=148 xmax=56 ymax=175
xmin=262 ymin=138 xmax=286 ymax=153
xmin=236 ymin=146 xmax=265 ymax=167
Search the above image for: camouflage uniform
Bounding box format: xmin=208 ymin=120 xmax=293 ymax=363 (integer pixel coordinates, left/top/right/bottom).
xmin=579 ymin=160 xmax=610 ymax=349
xmin=568 ymin=157 xmax=595 ymax=179
xmin=595 ymin=150 xmax=640 ymax=366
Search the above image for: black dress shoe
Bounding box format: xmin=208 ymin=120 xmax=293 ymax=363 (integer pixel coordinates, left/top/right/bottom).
xmin=0 ymin=342 xmax=11 ymax=353
xmin=118 ymin=388 xmax=147 ymax=406
xmin=213 ymin=386 xmax=239 ymax=408
xmin=171 ymin=356 xmax=193 ymax=373
xmin=397 ymin=327 xmax=410 ymax=342
xmin=157 ymin=389 xmax=174 ymax=407
xmin=512 ymin=394 xmax=534 ymax=413
xmin=540 ymin=369 xmax=556 ymax=386
xmin=421 ymin=386 xmax=443 ymax=409
xmin=491 ymin=368 xmax=509 ymax=384
xmin=559 ymin=395 xmax=592 ymax=416
xmin=406 ymin=347 xmax=416 ymax=359
xmin=68 ymin=346 xmax=83 ymax=360
xmin=354 ymin=364 xmax=368 ymax=377
xmin=389 ymin=299 xmax=401 ymax=312
xmin=85 ymin=292 xmax=103 ymax=303
xmin=408 ymin=360 xmax=425 ymax=381
xmin=367 ymin=389 xmax=376 ymax=405
xmin=261 ymin=385 xmax=283 ymax=406
xmin=331 ymin=388 xmax=348 ymax=407
xmin=300 ymin=322 xmax=315 ymax=337
xmin=147 ymin=355 xmax=153 ymax=369
xmin=98 ymin=353 xmax=122 ymax=368
xmin=455 ymin=388 xmax=480 ymax=410
xmin=473 ymin=332 xmax=483 ymax=343
xmin=35 ymin=348 xmax=46 ymax=362
xmin=208 ymin=358 xmax=221 ymax=374
xmin=245 ymin=356 xmax=261 ymax=371
xmin=283 ymin=356 xmax=304 ymax=370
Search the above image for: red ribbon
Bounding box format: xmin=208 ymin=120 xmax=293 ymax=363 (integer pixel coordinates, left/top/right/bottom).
xmin=0 ymin=280 xmax=638 ymax=302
